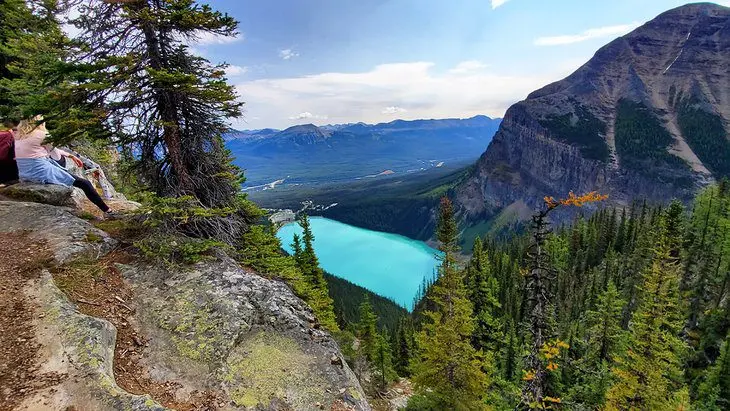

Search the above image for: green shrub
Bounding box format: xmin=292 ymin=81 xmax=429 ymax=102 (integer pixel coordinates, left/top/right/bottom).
xmin=404 ymin=393 xmax=443 ymax=410
xmin=134 ymin=192 xmax=263 ymax=245
xmin=125 ymin=193 xmax=259 ymax=266
xmin=135 ymin=234 xmax=225 ymax=265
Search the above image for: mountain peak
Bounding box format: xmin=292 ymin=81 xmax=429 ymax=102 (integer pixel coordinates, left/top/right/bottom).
xmin=659 ymin=2 xmax=730 ymax=16
xmin=278 ymin=124 xmax=332 ymax=145
xmin=454 ymin=3 xmax=730 ymax=227
xmin=281 ymin=123 xmax=323 ymax=133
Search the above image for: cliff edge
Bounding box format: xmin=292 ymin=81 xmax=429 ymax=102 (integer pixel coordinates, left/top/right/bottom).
xmin=0 ymin=196 xmax=369 ymax=410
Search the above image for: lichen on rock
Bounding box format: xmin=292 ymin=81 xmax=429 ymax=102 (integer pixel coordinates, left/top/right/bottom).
xmin=30 ymin=271 xmax=165 ymax=411
xmin=223 ymin=332 xmax=326 ymax=408
xmin=120 ymin=255 xmax=371 ymax=410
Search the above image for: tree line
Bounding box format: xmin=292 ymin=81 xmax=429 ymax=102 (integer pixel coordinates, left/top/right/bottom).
xmin=358 ymin=185 xmax=730 ymax=410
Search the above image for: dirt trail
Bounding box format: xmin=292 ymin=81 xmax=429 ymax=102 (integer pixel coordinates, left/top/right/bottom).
xmin=0 ymin=233 xmax=62 ymax=411
xmin=0 ymin=230 xmax=220 ymax=410
xmin=52 ymin=251 xmax=223 ymax=411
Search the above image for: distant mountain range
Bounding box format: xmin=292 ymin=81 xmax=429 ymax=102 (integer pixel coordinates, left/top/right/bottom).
xmin=454 ymin=3 xmax=730 ymax=230
xmin=226 ymin=116 xmax=501 ymax=188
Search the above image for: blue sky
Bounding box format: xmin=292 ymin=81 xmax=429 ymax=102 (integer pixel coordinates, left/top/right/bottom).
xmin=191 ymin=0 xmax=730 ymax=129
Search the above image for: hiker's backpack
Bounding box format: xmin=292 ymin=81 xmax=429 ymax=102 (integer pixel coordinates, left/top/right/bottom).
xmin=0 ymin=131 xmax=19 ymax=184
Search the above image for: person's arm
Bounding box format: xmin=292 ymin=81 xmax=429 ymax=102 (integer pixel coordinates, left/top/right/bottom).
xmin=47 ymin=143 xmax=83 ymax=167
xmin=47 ymin=147 xmax=63 ymax=161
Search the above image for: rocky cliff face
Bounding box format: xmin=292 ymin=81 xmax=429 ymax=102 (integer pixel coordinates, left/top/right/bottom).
xmin=455 ymin=3 xmax=730 ymax=225
xmin=0 ymin=195 xmax=369 ymax=410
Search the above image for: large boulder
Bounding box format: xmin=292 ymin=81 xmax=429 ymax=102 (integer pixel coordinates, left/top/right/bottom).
xmin=119 ymin=254 xmax=370 ymax=410
xmin=0 ymin=183 xmax=86 ymax=208
xmin=0 ymin=182 xmax=141 ymax=217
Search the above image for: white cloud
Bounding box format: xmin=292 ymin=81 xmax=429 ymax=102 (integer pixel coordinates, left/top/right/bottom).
xmin=225 ymin=65 xmax=248 ymax=77
xmin=289 ymin=112 xmax=328 ymax=120
xmin=491 ymin=0 xmax=511 ymax=9
xmin=448 ymin=60 xmax=489 ymax=74
xmin=534 ymin=22 xmax=639 ymax=46
xmin=194 ymin=31 xmax=244 ymax=45
xmin=279 ymin=49 xmax=300 ymax=60
xmin=234 ymin=61 xmax=575 ymax=129
xmin=382 ymin=106 xmax=407 ymax=115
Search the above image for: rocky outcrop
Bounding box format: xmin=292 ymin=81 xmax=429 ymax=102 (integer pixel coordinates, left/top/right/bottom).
xmin=0 ymin=201 xmax=159 ymax=410
xmin=455 ymin=3 xmax=730 ymax=226
xmin=0 ymin=183 xmax=87 ymax=209
xmin=0 ymin=197 xmax=369 ymax=410
xmin=0 ymin=200 xmax=116 ymax=264
xmin=119 ymin=255 xmax=369 ymax=410
xmin=21 ymin=270 xmax=166 ymax=411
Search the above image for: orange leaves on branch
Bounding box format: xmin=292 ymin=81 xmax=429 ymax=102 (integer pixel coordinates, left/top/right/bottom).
xmin=544 ymin=191 xmax=609 ymax=210
xmin=540 ymin=339 xmax=569 ymax=373
xmin=543 ymin=196 xmax=559 ymax=209
xmin=522 ymin=369 xmax=536 ymax=381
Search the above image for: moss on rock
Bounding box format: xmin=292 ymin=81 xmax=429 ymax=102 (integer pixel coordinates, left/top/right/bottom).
xmin=224 ymin=332 xmax=327 ymax=409
xmin=154 ymin=285 xmax=240 ymax=364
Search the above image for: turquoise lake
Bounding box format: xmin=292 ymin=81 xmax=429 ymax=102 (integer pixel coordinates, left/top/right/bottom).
xmin=277 ymin=217 xmax=441 ymax=309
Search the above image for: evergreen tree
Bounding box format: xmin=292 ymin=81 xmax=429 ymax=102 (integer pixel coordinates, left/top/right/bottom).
xmin=374 ymin=328 xmax=397 ymax=392
xmin=436 ymin=196 xmax=459 ymax=271
xmin=394 ymin=317 xmax=414 ymax=377
xmin=503 ymin=320 xmax=520 ymax=382
xmin=67 ymin=0 xmax=258 ymax=242
xmin=0 ymin=0 xmax=98 ymax=138
xmin=606 ymin=214 xmax=689 ymax=410
xmin=295 ymin=214 xmax=338 ymax=331
xmin=239 ymin=225 xmax=298 ymax=281
xmin=411 ymin=197 xmax=488 ymax=409
xmin=291 ymin=234 xmax=303 ymax=266
xmin=697 ymin=336 xmax=730 ymax=410
xmin=569 ymin=281 xmax=627 ymax=407
xmin=466 ymin=237 xmax=504 ymax=355
xmin=586 ymin=281 xmax=626 ymax=364
xmin=357 ymin=295 xmax=379 ymax=361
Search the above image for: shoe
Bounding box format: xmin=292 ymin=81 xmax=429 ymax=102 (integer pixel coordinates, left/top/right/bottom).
xmin=104 ymin=210 xmax=122 ymax=219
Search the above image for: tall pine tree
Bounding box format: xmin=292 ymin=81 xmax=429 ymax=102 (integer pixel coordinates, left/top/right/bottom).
xmin=410 ymin=197 xmax=488 ymax=410
xmin=294 ymin=214 xmax=338 ymax=332
xmin=356 ymin=295 xmax=378 ymax=361
xmin=67 ymin=0 xmax=259 ymax=242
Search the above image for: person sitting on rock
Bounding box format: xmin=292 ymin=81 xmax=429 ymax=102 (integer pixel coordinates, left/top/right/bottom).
xmin=0 ymin=119 xmax=19 ymax=185
xmin=14 ymin=116 xmax=114 ymax=214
